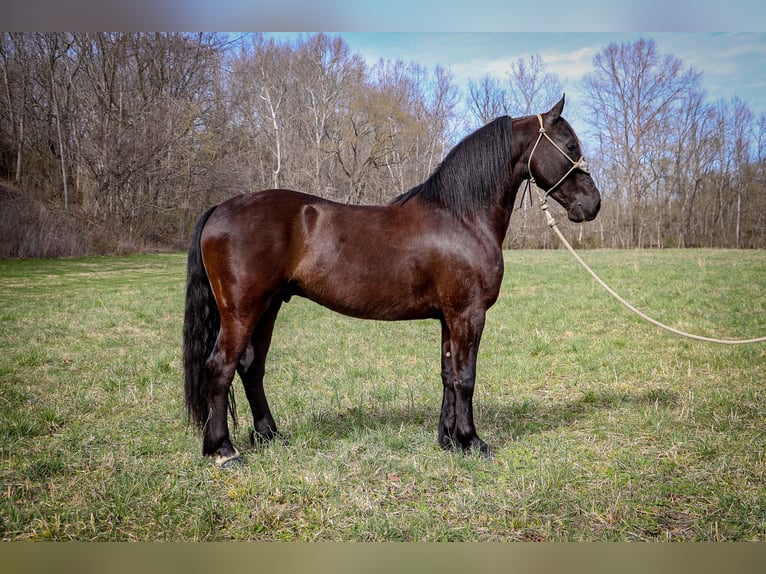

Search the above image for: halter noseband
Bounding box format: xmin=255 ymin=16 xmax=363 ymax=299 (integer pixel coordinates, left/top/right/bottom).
xmin=527 ymin=114 xmax=590 ymax=197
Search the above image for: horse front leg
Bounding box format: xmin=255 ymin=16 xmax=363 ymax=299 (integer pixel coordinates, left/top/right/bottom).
xmin=442 ymin=310 xmax=491 ymax=457
xmin=438 ymin=319 xmax=456 ymax=449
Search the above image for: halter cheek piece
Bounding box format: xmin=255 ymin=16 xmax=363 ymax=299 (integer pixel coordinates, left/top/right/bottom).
xmin=527 ymin=114 xmax=590 ymax=197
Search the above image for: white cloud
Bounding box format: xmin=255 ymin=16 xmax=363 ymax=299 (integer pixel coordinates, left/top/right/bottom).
xmin=338 ymin=32 xmax=766 ymax=117
xmin=541 ymin=46 xmax=599 ymax=81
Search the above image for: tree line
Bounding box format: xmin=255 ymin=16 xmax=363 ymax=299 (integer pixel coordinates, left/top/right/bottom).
xmin=1 ymin=33 xmax=764 ymax=257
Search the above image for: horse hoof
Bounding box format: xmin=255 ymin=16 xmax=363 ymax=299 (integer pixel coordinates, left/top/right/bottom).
xmin=439 ymin=435 xmax=492 ymax=459
xmin=215 ymin=448 xmax=242 ymax=468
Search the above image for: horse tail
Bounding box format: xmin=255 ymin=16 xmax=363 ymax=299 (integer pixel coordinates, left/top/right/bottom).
xmin=183 ymin=205 xmax=238 ymax=430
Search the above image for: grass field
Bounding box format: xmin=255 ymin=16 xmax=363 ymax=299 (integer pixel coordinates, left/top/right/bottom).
xmin=1 ymin=249 xmax=764 ymax=541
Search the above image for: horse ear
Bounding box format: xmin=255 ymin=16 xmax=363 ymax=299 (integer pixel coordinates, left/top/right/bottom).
xmin=548 ymin=94 xmax=566 ymax=120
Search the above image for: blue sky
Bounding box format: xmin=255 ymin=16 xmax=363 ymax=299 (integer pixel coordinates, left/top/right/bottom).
xmin=7 ymin=2 xmax=766 ymax=38
xmin=269 ymin=32 xmax=766 ymax=125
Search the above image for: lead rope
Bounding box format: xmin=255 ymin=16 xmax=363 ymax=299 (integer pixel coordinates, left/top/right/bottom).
xmin=533 ymin=185 xmax=766 ymax=345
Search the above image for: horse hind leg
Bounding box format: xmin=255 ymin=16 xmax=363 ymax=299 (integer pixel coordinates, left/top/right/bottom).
xmin=203 ymin=316 xmax=254 ymax=466
xmin=238 ymin=299 xmax=283 ymax=447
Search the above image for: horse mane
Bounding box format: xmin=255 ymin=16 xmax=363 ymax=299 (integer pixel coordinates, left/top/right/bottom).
xmin=391 ymin=115 xmax=515 ymax=217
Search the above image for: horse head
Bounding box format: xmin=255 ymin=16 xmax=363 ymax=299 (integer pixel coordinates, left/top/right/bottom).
xmin=527 ymin=96 xmax=601 ymax=223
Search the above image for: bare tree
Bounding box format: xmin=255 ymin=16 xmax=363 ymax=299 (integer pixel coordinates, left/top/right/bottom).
xmin=420 ymin=65 xmax=460 ymax=178
xmin=0 ymin=33 xmax=31 ymax=185
xmin=332 ymin=83 xmax=399 ymax=204
xmin=583 ymin=38 xmax=701 ymax=247
xmin=293 ymin=34 xmax=365 ymax=196
xmin=467 ymin=74 xmax=509 ymax=125
xmin=364 ymin=58 xmax=423 ymax=199
xmin=3 ymin=32 xmax=765 ymax=255
xmin=704 ymin=97 xmax=755 ymax=247
xmin=665 ymin=86 xmax=717 ymax=247
xmin=507 ymin=54 xmax=563 ymax=116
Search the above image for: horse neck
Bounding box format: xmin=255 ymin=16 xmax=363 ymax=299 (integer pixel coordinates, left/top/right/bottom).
xmin=484 ymin=116 xmax=537 ymax=244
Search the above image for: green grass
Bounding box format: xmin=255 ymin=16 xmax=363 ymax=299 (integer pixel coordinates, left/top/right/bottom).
xmin=1 ymin=249 xmax=764 ymax=541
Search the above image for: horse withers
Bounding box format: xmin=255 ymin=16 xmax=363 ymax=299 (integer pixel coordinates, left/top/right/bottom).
xmin=183 ymin=96 xmax=600 ymax=466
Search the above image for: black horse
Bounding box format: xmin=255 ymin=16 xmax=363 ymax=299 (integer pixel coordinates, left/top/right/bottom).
xmin=183 ymin=96 xmax=600 ymax=465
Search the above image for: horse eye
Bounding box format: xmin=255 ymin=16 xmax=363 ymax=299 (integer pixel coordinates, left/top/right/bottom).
xmin=566 ymin=143 xmax=577 ymax=153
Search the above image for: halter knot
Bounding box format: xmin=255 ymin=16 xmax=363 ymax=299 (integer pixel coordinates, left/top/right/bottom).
xmin=574 ymin=158 xmax=590 ymax=174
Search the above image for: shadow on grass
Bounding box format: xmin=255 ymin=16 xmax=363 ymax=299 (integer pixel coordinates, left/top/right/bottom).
xmin=242 ymin=386 xmax=679 ymax=453
xmin=484 ymin=386 xmax=679 ymax=441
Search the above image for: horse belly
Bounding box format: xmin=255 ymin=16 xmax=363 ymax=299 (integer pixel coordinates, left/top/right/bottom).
xmin=293 ymin=235 xmax=436 ymax=321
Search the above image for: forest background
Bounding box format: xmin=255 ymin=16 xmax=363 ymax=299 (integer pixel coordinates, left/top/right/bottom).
xmin=1 ymin=32 xmax=764 ymax=258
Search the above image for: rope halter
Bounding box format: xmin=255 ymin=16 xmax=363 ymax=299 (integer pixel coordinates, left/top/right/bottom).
xmin=527 ymin=114 xmax=590 ymax=198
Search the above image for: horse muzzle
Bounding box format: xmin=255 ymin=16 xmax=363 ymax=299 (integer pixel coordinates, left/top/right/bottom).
xmin=567 ymin=193 xmax=601 ymax=223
